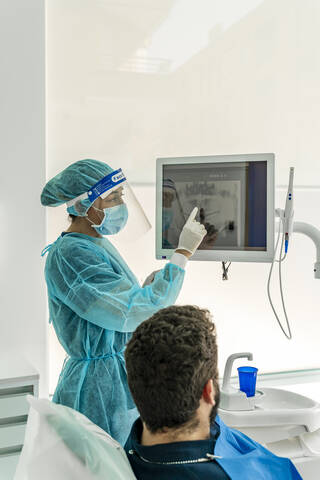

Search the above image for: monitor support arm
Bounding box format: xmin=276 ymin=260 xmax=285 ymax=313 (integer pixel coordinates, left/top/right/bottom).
xmin=275 ymin=214 xmax=320 ymax=279
xmin=293 ymin=221 xmax=320 ymax=279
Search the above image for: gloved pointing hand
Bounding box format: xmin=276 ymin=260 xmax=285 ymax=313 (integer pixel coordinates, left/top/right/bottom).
xmin=176 ymin=207 xmax=207 ymax=256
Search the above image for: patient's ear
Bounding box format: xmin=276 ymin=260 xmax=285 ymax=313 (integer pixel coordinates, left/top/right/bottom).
xmin=202 ymin=379 xmax=215 ymax=406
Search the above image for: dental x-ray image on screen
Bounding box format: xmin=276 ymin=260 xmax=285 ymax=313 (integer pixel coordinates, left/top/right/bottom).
xmin=156 ymin=154 xmax=275 ymax=262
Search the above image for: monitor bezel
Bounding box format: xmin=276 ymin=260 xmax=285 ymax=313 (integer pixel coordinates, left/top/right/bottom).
xmin=156 ymin=153 xmax=275 ymax=263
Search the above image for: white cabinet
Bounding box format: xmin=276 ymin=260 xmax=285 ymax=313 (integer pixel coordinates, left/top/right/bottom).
xmin=0 ymin=455 xmax=20 ymax=480
xmin=0 ymin=362 xmax=39 ymax=480
xmin=0 ymin=392 xmax=31 ymax=419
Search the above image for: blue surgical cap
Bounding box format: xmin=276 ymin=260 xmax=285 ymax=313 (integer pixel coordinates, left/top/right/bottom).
xmin=41 ymin=159 xmax=114 ymax=216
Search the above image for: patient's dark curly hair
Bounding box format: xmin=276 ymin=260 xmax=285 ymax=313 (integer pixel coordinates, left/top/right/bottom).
xmin=125 ymin=305 xmax=219 ymax=433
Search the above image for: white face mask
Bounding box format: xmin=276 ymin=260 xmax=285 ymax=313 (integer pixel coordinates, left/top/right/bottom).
xmin=89 ymin=204 xmax=128 ymax=235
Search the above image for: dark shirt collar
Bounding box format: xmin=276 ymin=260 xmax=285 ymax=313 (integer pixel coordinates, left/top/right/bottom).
xmin=128 ymin=418 xmax=220 ymax=463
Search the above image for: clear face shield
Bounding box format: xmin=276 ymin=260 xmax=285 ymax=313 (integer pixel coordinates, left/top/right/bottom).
xmin=68 ymin=169 xmax=151 ymax=242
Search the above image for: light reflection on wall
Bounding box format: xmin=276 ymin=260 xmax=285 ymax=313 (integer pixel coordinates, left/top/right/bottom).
xmin=47 ymin=0 xmax=320 ymax=185
xmin=145 ymin=0 xmax=264 ymax=71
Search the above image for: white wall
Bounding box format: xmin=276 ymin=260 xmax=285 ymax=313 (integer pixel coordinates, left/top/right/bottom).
xmin=47 ymin=0 xmax=320 ymax=393
xmin=0 ymin=1 xmax=47 ymax=395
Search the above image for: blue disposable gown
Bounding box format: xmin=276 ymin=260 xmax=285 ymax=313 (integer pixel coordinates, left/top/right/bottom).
xmin=125 ymin=416 xmax=302 ymax=480
xmin=43 ymin=233 xmax=185 ymax=445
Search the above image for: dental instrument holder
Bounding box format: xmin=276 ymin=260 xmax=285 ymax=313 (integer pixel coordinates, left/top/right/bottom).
xmin=220 ymin=352 xmax=257 ymax=411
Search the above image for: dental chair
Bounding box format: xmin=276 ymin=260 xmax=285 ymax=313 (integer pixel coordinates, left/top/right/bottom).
xmin=14 ymin=397 xmax=137 ymax=480
xmin=266 ymin=432 xmax=320 ymax=479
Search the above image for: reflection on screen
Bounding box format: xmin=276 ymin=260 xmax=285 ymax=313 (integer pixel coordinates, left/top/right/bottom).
xmin=162 ymin=161 xmax=267 ymax=251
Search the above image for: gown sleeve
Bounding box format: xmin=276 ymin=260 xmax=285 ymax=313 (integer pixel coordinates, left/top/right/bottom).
xmin=47 ymin=240 xmax=185 ymax=332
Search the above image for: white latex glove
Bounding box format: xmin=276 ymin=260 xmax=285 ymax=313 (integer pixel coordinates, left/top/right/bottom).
xmin=177 ymin=207 xmax=207 ymax=255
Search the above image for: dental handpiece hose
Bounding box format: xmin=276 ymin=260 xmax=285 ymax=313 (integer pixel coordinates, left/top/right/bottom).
xmin=284 ymin=167 xmax=294 ymax=253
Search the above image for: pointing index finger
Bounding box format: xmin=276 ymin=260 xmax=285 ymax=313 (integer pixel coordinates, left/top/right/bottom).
xmin=186 ymin=207 xmax=198 ymax=225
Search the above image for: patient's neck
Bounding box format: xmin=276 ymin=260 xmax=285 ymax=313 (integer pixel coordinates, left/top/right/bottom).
xmin=141 ymin=411 xmax=211 ymax=446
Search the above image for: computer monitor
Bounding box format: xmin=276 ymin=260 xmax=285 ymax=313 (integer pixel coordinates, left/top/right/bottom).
xmin=156 ymin=153 xmax=275 ymax=262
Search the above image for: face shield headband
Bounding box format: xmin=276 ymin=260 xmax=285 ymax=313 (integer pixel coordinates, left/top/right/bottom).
xmin=66 ymin=169 xmax=126 ymax=214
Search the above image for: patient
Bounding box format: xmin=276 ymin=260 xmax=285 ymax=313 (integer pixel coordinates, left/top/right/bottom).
xmin=124 ymin=305 xmax=301 ymax=480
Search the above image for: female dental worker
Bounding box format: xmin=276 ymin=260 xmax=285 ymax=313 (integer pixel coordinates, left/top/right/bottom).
xmin=41 ymin=159 xmax=206 ymax=445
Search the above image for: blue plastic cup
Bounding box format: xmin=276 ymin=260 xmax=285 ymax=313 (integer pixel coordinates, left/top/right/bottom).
xmin=237 ymin=366 xmax=258 ymax=397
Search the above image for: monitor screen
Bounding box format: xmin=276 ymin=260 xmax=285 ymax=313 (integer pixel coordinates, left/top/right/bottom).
xmin=156 ymin=154 xmax=274 ymax=262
